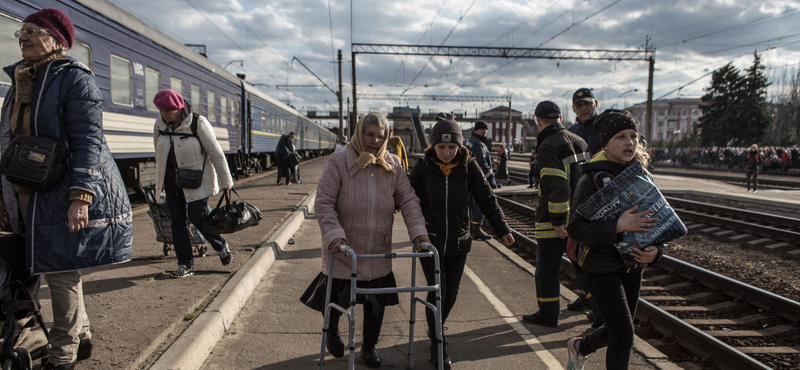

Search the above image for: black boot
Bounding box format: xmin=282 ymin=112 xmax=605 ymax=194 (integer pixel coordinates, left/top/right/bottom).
xmin=472 ymin=224 xmax=493 ymax=240
xmin=360 ymin=347 xmax=382 ymax=368
xmin=326 ymin=329 xmax=345 ymax=358
xmin=429 ymin=341 xmax=452 ymax=369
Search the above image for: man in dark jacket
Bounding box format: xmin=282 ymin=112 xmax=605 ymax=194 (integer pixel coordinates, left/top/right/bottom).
xmin=565 ymin=88 xmax=605 ymax=319
xmin=522 ymin=101 xmax=589 ymax=328
xmin=276 ymin=132 xmax=295 ymax=185
xmin=464 ymin=121 xmax=496 ymax=240
xmin=568 ymin=88 xmax=602 ymax=156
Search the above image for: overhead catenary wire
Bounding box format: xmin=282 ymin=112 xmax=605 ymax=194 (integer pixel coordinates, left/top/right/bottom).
xmin=184 ymin=0 xmax=283 ymax=83
xmin=402 ymin=0 xmax=479 ymax=94
xmin=217 ymin=0 xmax=289 ymax=69
xmin=453 ymin=0 xmax=625 ymax=93
xmin=328 ymin=0 xmax=338 ymax=85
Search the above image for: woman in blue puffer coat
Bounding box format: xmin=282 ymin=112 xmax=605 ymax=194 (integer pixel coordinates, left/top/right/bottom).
xmin=1 ymin=8 xmax=132 ymax=370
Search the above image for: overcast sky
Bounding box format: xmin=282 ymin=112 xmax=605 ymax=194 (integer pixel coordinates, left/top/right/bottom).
xmin=111 ymin=0 xmax=800 ymax=124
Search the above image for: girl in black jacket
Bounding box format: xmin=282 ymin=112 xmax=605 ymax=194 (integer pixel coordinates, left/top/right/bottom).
xmin=565 ymin=110 xmax=664 ymax=370
xmin=409 ymin=115 xmax=515 ymax=369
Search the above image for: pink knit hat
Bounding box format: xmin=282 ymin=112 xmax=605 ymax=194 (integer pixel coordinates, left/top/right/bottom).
xmin=24 ymin=8 xmax=74 ymax=49
xmin=153 ymin=89 xmax=185 ymax=111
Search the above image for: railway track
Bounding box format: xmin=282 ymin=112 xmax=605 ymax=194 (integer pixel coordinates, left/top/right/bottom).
xmin=506 ymin=160 xmax=800 ymax=190
xmin=496 ymin=196 xmax=800 ymax=370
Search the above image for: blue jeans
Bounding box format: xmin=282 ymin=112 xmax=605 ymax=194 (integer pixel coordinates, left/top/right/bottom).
xmin=164 ymin=183 xmax=226 ymax=266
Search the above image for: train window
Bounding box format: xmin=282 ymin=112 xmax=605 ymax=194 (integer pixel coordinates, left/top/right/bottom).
xmin=171 ymin=77 xmax=183 ymax=96
xmin=220 ymin=96 xmax=228 ymax=124
xmin=207 ymin=90 xmax=216 ymax=122
xmin=191 ymin=85 xmax=201 ymax=113
xmin=0 ymin=13 xmax=21 ymax=85
xmin=233 ymin=101 xmax=238 ymax=126
xmin=145 ymin=68 xmax=160 ymax=111
xmin=261 ymin=112 xmax=265 ymax=131
xmin=110 ymin=55 xmax=132 ymax=106
xmin=70 ymin=42 xmax=92 ymax=71
xmin=267 ymin=114 xmax=272 ymax=132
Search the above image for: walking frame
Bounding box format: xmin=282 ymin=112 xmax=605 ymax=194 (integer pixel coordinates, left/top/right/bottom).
xmin=319 ymin=242 xmax=444 ymax=370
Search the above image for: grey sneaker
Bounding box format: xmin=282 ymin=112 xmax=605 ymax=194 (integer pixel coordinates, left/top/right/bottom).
xmin=171 ymin=265 xmax=194 ymax=278
xmin=567 ymin=337 xmax=587 ymax=370
xmin=219 ymin=243 xmax=233 ymax=266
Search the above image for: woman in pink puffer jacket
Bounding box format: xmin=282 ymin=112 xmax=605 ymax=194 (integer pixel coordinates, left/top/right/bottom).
xmin=301 ymin=112 xmax=429 ymax=368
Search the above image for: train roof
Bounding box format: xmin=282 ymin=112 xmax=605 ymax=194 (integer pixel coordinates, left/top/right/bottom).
xmin=75 ymin=0 xmax=241 ymax=86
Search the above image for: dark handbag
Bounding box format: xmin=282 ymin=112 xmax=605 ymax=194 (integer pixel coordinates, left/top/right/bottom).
xmin=163 ymin=114 xmax=205 ymax=189
xmin=203 ymin=189 xmax=262 ymax=234
xmin=0 ymin=119 xmax=66 ymax=191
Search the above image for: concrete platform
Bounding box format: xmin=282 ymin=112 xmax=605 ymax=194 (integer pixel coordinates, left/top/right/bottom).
xmin=201 ymin=213 xmax=667 ymax=370
xmin=35 ymin=157 xmax=331 ymax=370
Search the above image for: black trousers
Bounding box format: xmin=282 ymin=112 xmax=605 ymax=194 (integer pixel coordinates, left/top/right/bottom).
xmin=327 ymin=300 xmax=385 ymax=350
xmin=571 ymin=259 xmax=604 ymax=321
xmin=421 ymin=252 xmax=468 ymax=341
xmin=746 ymin=169 xmax=759 ymax=191
xmin=535 ymin=238 xmax=566 ymax=324
xmin=276 ymin=153 xmax=290 ymax=184
xmin=163 ymin=183 xmax=227 ymax=266
xmin=528 ymin=166 xmax=536 ymax=186
xmin=579 ymin=270 xmax=643 ymax=370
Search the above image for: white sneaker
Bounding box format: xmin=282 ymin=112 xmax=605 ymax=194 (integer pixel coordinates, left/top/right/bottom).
xmin=567 ymin=337 xmax=587 ymax=370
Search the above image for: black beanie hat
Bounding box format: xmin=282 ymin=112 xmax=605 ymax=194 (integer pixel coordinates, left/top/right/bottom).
xmin=473 ymin=120 xmax=489 ymax=131
xmin=594 ymin=109 xmax=639 ymax=147
xmin=431 ymin=113 xmax=463 ymax=146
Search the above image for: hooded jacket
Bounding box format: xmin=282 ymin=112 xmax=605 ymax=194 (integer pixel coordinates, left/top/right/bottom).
xmin=567 ymin=153 xmax=665 ymax=274
xmin=1 ymin=57 xmax=132 ymax=274
xmin=154 ymin=109 xmax=233 ymax=202
xmin=409 ymin=146 xmax=510 ymax=256
xmin=464 ymin=133 xmax=493 ymax=176
xmin=316 ymin=146 xmax=427 ymax=280
xmin=534 ymin=122 xmax=590 ymax=238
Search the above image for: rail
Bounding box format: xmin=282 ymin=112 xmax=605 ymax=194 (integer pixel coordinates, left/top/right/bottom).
xmin=496 ymin=195 xmax=800 ymax=370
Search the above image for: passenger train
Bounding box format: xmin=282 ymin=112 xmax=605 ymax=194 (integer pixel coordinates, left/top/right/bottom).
xmin=0 ymin=0 xmax=336 ymax=189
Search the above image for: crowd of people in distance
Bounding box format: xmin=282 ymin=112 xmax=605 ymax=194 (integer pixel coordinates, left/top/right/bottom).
xmin=652 ymin=146 xmax=800 ymax=172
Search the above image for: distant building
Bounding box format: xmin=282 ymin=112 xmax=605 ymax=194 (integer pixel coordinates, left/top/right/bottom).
xmin=477 ymin=106 xmax=538 ymax=150
xmin=626 ymin=98 xmax=703 ymax=142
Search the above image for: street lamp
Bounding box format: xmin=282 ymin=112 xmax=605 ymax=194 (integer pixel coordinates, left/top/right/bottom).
xmin=611 ymin=89 xmax=639 ymax=109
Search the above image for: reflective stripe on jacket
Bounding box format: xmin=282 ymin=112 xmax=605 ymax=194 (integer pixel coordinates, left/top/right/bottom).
xmin=534 ymin=123 xmax=589 ymax=239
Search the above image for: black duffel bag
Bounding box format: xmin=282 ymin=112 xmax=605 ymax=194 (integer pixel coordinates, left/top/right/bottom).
xmin=203 ymin=189 xmax=262 ymax=234
xmin=0 ymin=134 xmax=66 ymax=192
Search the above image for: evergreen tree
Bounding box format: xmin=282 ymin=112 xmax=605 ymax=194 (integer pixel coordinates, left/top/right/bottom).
xmin=736 ymin=51 xmax=772 ymax=145
xmin=698 ymin=63 xmax=742 ymax=146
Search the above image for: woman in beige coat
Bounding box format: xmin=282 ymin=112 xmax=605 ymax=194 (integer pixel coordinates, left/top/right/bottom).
xmin=301 ymin=112 xmax=429 ymax=368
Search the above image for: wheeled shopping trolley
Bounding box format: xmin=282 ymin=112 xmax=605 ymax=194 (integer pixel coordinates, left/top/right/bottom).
xmin=141 ymin=185 xmax=208 ymax=257
xmin=319 ymin=243 xmax=444 ymax=370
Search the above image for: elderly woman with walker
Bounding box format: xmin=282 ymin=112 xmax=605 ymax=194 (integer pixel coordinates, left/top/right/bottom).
xmin=301 ymin=112 xmax=434 ymax=369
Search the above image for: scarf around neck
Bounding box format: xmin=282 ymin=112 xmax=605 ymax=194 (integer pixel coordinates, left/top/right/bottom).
xmin=348 ymin=118 xmax=395 ymax=174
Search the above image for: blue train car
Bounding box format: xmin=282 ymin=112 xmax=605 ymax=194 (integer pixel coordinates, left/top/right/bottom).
xmin=0 ymin=0 xmax=334 ymax=188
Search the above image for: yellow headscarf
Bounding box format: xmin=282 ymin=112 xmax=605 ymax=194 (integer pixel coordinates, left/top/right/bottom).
xmin=348 ymin=112 xmax=396 ymax=174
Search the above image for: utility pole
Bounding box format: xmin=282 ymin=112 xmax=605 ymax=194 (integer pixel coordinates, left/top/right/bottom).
xmin=338 ymin=49 xmax=344 ymax=140
xmin=347 ymin=97 xmax=351 ymax=138
xmin=351 ymin=52 xmax=358 ymax=127
xmin=507 ymin=96 xmax=513 ymax=151
xmin=645 ymin=36 xmax=655 ymax=144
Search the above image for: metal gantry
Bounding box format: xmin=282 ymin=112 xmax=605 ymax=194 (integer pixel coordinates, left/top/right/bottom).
xmin=351 ymin=41 xmax=657 ymax=142
xmin=358 ymin=94 xmax=509 ymax=103
xmin=352 ymin=43 xmax=655 ymax=61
